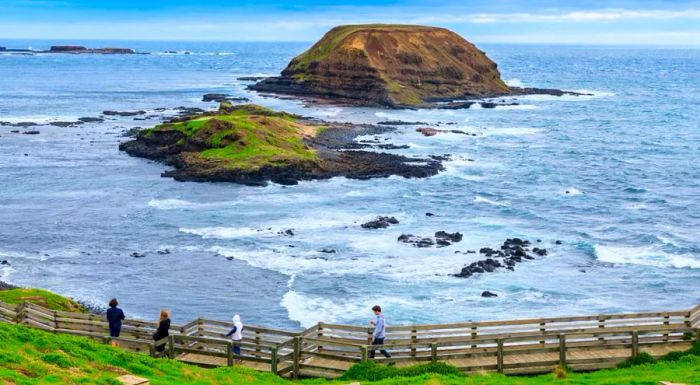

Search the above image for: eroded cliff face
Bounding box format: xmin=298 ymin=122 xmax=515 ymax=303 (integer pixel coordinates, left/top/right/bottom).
xmin=251 ymin=25 xmax=510 ymax=107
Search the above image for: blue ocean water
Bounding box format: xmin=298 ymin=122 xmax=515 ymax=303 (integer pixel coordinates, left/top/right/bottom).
xmin=0 ymin=40 xmax=698 ymax=328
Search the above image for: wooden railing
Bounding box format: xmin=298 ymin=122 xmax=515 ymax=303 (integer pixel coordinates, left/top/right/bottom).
xmin=1 ymin=299 xmax=698 ymax=379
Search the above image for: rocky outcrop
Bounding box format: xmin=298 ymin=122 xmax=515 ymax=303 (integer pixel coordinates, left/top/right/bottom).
xmin=250 ymin=24 xmax=582 ymax=107
xmin=455 ymin=238 xmax=547 ymax=278
xmin=119 ymin=103 xmax=443 ymax=186
xmin=49 ymin=46 xmax=135 ymax=54
xmin=250 ymin=25 xmax=510 ymax=107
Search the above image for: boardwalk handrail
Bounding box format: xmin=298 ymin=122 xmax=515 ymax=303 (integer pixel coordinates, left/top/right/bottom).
xmin=1 ymin=298 xmax=698 ymax=378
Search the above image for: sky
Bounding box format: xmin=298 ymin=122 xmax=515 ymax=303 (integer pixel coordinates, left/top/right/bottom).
xmin=2 ymin=0 xmax=700 ymax=45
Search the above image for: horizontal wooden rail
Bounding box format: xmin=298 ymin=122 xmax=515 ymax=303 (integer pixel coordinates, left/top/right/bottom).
xmin=1 ymin=298 xmax=698 ymax=378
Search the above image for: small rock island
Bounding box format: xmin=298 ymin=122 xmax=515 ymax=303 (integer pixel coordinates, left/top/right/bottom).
xmin=119 ymin=103 xmax=442 ymax=186
xmin=250 ymin=24 xmax=574 ymax=108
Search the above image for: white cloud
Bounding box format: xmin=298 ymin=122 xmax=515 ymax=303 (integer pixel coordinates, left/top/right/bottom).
xmin=413 ymin=8 xmax=700 ymax=24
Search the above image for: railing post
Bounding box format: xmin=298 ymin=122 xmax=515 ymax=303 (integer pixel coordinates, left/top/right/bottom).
xmin=270 ymin=347 xmax=278 ymax=374
xmin=255 ymin=329 xmax=262 ymax=357
xmin=431 ymin=343 xmax=437 ymax=363
xmin=471 ymin=325 xmax=478 ymax=349
xmin=15 ymin=302 xmax=26 ymax=324
xmin=695 ymin=328 xmax=700 ymax=344
xmin=559 ymin=334 xmax=566 ymax=366
xmin=227 ymin=342 xmax=234 ymax=366
xmin=663 ymin=312 xmax=670 ymax=342
xmin=631 ymin=331 xmax=639 ymax=357
xmin=292 ymin=336 xmax=300 ymax=380
xmin=317 ymin=322 xmax=323 ymax=353
xmin=539 ymin=321 xmax=546 ymax=345
xmin=148 ymin=343 xmax=156 ymax=357
xmin=411 ymin=328 xmax=417 ymax=358
xmin=361 ymin=345 xmax=368 ymax=362
xmin=168 ymin=335 xmax=175 ymax=359
xmin=497 ymin=339 xmax=504 ymax=373
xmin=598 ymin=316 xmax=605 ymax=342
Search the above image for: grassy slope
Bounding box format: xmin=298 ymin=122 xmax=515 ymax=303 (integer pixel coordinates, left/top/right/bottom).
xmin=148 ymin=104 xmax=322 ymax=171
xmin=1 ymin=322 xmax=699 ymax=385
xmin=0 ymin=288 xmax=86 ymax=313
xmin=290 ymin=24 xmax=435 ymax=70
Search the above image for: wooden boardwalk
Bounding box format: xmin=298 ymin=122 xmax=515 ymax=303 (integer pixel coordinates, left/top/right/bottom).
xmin=1 ymin=299 xmax=699 ymax=379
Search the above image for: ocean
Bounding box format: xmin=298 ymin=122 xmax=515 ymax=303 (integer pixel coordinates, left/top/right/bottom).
xmin=1 ymin=40 xmax=698 ymax=329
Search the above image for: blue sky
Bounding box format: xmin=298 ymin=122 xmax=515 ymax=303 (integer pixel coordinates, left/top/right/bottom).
xmin=2 ymin=0 xmax=700 ymax=45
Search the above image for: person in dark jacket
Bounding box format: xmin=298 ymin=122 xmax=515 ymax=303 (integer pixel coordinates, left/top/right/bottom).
xmin=106 ymin=298 xmax=125 ymax=346
xmin=153 ymin=309 xmax=171 ymax=353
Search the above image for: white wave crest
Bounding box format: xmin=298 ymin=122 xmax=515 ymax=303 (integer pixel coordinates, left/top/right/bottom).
xmin=180 ymin=227 xmax=263 ymax=239
xmin=562 ymin=187 xmax=584 ymax=196
xmin=474 ymin=195 xmax=509 ymax=206
xmin=481 ymin=127 xmax=544 ymax=136
xmin=148 ymin=198 xmax=200 ymax=210
xmin=595 ymin=244 xmax=700 ymax=269
xmin=505 ymin=78 xmax=525 ymax=87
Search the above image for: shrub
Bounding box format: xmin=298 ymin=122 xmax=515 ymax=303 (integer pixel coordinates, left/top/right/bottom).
xmin=617 ymin=352 xmax=656 ymax=368
xmin=660 ymin=341 xmax=700 ymax=362
xmin=340 ymin=361 xmax=462 ymax=381
xmin=552 ymin=365 xmax=569 ymax=379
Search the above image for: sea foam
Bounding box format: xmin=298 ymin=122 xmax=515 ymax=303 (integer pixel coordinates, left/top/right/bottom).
xmin=595 ymin=244 xmax=700 ymax=269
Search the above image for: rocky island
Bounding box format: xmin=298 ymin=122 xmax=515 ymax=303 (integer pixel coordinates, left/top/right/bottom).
xmin=250 ymin=24 xmax=580 ymax=108
xmin=119 ymin=103 xmax=442 ymax=186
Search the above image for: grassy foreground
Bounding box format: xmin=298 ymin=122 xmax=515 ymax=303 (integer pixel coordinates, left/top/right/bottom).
xmin=1 ymin=321 xmax=699 ymax=385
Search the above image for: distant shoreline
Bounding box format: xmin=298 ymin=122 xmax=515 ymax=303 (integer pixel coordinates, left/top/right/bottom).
xmin=0 ymin=45 xmax=143 ymax=55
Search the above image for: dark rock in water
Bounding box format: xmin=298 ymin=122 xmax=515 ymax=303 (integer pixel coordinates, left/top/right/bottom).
xmin=362 ymin=216 xmax=399 ymax=229
xmin=226 ymin=256 xmax=235 ymax=261
xmin=78 ymin=117 xmax=105 ymax=123
xmin=157 ymin=249 xmax=171 ymax=255
xmin=0 ymin=260 xmax=9 ymax=265
xmin=1 ymin=121 xmax=38 ymax=127
xmin=130 ymin=252 xmax=146 ymax=258
xmin=10 ymin=130 xmax=20 ymax=133
xmin=398 ymin=234 xmax=434 ymax=248
xmin=319 ymin=248 xmax=336 ymax=253
xmin=532 ymin=247 xmax=548 ymax=256
xmin=120 ymin=127 xmax=142 ymax=137
xmin=282 ymin=229 xmax=295 ymax=236
xmin=425 ymin=212 xmax=435 ymax=217
xmin=49 ymin=121 xmax=82 ymax=127
xmin=375 ymin=143 xmax=410 ymax=150
xmin=0 ymin=281 xmax=18 ymax=290
xmin=377 ymin=120 xmax=428 ymax=126
xmin=481 ymin=290 xmax=498 ymax=298
xmin=435 ymin=231 xmax=463 ymax=243
xmin=555 ymin=240 xmax=563 ymax=245
xmin=456 ymin=238 xmax=543 ymax=278
xmin=103 ymin=110 xmax=146 ymax=117
xmin=416 ymin=127 xmax=439 ymax=136
xmin=202 ymin=93 xmax=230 ymax=102
xmin=436 ymin=239 xmax=451 ymax=248
xmin=22 ymin=130 xmax=40 ymax=135
xmin=237 ymin=76 xmax=266 ymax=81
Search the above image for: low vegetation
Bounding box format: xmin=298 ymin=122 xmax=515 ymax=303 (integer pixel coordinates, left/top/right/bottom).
xmin=1 ymin=321 xmax=699 ymax=385
xmin=144 ymin=104 xmax=323 ymax=171
xmin=0 ymin=287 xmax=86 ymax=313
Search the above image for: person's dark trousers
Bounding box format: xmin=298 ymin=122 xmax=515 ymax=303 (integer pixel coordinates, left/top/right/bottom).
xmin=369 ymin=337 xmax=391 ymax=358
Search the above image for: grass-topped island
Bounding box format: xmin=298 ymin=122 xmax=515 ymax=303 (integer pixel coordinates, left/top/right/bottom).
xmin=120 ymin=103 xmax=442 ymax=186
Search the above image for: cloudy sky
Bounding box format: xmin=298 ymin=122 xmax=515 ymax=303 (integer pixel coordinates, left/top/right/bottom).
xmin=3 ymin=0 xmax=700 ymax=45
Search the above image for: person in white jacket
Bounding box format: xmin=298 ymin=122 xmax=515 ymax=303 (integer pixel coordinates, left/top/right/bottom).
xmin=226 ymin=314 xmax=244 ymax=363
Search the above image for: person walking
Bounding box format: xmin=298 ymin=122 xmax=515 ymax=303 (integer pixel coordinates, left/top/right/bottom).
xmin=106 ymin=298 xmax=125 ymax=346
xmin=369 ymin=305 xmax=391 ymax=359
xmin=226 ymin=314 xmax=244 ymax=363
xmin=153 ymin=309 xmax=171 ymax=353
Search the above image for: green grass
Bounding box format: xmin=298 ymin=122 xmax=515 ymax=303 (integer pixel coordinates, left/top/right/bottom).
xmin=0 ymin=288 xmax=87 ymax=313
xmin=147 ymin=104 xmax=322 ymax=171
xmin=1 ymin=321 xmax=700 ymax=385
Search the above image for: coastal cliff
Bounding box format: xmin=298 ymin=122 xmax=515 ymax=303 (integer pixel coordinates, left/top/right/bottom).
xmin=119 ymin=103 xmax=442 ymax=186
xmin=250 ymin=24 xmax=511 ymax=107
